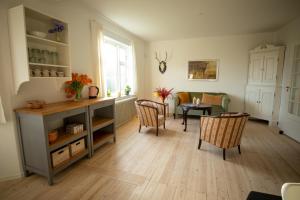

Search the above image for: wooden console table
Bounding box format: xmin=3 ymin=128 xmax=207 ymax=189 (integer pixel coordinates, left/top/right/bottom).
xmin=15 ymin=98 xmax=115 ymax=185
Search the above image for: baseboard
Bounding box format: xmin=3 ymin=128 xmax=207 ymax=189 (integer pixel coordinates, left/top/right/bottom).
xmin=0 ymin=172 xmax=23 ymax=182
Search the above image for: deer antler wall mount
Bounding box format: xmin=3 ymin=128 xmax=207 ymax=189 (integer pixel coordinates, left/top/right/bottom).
xmin=155 ymin=52 xmax=168 ymax=74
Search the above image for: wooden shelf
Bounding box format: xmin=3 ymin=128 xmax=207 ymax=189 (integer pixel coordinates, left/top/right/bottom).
xmin=52 ymin=149 xmax=88 ymax=175
xmin=93 ymin=132 xmax=114 ymax=150
xmin=29 ymin=62 xmax=69 ymax=68
xmin=92 ymin=117 xmax=114 ymax=132
xmin=30 ymin=76 xmax=71 ymax=80
xmin=49 ymin=130 xmax=87 ymax=152
xmin=27 ymin=34 xmax=68 ymax=47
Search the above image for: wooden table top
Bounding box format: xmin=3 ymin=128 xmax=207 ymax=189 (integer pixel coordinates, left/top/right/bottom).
xmin=15 ymin=97 xmax=115 ymax=116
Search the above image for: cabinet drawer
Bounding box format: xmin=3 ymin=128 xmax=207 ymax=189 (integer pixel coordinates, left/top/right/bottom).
xmin=70 ymin=139 xmax=85 ymax=156
xmin=51 ymin=146 xmax=70 ymax=167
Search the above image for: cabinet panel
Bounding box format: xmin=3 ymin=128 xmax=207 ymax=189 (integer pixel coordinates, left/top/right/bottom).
xmin=245 ymin=87 xmax=260 ymax=116
xmin=263 ymin=51 xmax=278 ymax=84
xmin=248 ymin=53 xmax=264 ymax=84
xmin=8 ymin=5 xmax=30 ymax=93
xmin=260 ymin=87 xmax=274 ymax=118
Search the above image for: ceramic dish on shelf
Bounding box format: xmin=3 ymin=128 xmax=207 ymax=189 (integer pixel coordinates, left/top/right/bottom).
xmin=29 ymin=30 xmax=47 ymax=38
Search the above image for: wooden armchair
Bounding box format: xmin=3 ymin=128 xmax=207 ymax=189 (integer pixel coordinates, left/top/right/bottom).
xmin=135 ymin=99 xmax=166 ymax=136
xmin=198 ymin=112 xmax=250 ymax=160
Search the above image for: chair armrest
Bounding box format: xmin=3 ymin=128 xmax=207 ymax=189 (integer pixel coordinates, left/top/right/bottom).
xmin=221 ymin=95 xmax=230 ymax=111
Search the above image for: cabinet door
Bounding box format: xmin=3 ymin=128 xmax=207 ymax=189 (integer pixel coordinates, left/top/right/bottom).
xmin=262 ymin=51 xmax=278 ymax=85
xmin=245 ymin=87 xmax=260 ymax=116
xmin=259 ymin=87 xmax=275 ymax=118
xmin=248 ymin=53 xmax=264 ymax=84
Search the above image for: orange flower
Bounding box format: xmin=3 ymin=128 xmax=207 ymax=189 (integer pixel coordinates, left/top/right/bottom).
xmin=64 ymin=72 xmax=93 ymax=98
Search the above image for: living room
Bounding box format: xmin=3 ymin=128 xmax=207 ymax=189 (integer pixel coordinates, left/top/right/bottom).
xmin=0 ymin=0 xmax=300 ymax=199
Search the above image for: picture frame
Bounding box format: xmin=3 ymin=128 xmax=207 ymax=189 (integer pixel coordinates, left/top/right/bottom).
xmin=187 ymin=59 xmax=219 ymax=81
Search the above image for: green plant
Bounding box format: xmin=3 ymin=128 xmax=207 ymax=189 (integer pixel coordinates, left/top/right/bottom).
xmin=107 ymin=88 xmax=111 ymax=97
xmin=125 ymin=85 xmax=131 ymax=95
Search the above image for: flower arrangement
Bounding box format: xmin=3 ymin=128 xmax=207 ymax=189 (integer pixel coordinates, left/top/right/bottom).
xmin=153 ymin=87 xmax=173 ymax=103
xmin=48 ymin=21 xmax=65 ymax=41
xmin=65 ymin=73 xmax=92 ymax=100
xmin=48 ymin=22 xmax=64 ymax=33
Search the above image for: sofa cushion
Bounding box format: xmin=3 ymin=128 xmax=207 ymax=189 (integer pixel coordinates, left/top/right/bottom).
xmin=202 ymin=93 xmax=222 ymax=106
xmin=177 ymin=92 xmax=190 ymax=104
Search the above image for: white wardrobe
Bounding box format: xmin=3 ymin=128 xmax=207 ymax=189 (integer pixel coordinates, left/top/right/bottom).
xmin=245 ymin=44 xmax=285 ymax=125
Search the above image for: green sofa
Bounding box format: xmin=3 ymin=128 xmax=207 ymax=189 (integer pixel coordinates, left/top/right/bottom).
xmin=173 ymin=92 xmax=230 ymax=118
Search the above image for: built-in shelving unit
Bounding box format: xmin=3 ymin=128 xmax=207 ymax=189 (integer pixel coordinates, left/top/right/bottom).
xmin=8 ymin=5 xmax=71 ymax=93
xmin=15 ymin=98 xmax=115 ymax=185
xmin=49 ymin=130 xmax=88 ymax=152
xmin=52 ymin=149 xmax=89 ymax=175
xmin=89 ymin=100 xmax=116 ymax=154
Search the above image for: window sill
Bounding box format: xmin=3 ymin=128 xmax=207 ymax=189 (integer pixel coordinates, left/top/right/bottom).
xmin=115 ymin=95 xmax=137 ymax=103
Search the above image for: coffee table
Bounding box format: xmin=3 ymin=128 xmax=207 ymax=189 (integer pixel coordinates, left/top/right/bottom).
xmin=181 ymin=103 xmax=212 ymax=131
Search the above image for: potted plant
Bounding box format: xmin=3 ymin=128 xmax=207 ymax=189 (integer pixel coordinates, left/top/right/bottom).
xmin=65 ymin=73 xmax=92 ymax=101
xmin=153 ymin=87 xmax=173 ymax=103
xmin=125 ymin=85 xmax=131 ymax=95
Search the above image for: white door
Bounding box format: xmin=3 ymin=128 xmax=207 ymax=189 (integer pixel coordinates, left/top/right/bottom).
xmin=245 ymin=86 xmax=260 ymax=117
xmin=248 ymin=53 xmax=264 ymax=84
xmin=279 ymin=44 xmax=300 ymax=142
xmin=259 ymin=87 xmax=275 ymax=119
xmin=262 ymin=51 xmax=278 ymax=85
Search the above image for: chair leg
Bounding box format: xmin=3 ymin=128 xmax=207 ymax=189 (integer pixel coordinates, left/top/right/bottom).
xmin=238 ymin=145 xmax=241 ymax=154
xmin=156 ymin=128 xmax=159 ymax=136
xmin=223 ymin=149 xmax=226 ymax=160
xmin=163 ymin=122 xmax=166 ymax=129
xmin=139 ymin=124 xmax=141 ymax=133
xmin=198 ymin=139 xmax=202 ymax=149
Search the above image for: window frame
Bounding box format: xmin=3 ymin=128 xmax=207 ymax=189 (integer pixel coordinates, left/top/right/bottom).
xmin=102 ymin=35 xmax=132 ymax=97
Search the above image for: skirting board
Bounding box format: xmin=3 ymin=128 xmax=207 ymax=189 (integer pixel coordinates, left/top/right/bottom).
xmin=0 ymin=172 xmax=23 ymax=182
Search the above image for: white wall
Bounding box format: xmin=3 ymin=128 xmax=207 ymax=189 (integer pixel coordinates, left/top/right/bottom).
xmin=0 ymin=0 xmax=146 ymax=180
xmin=146 ymin=33 xmax=275 ymax=112
xmin=276 ymin=16 xmax=300 ymax=142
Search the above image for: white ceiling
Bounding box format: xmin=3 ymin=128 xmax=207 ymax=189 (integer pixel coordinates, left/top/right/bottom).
xmin=79 ymin=0 xmax=300 ymax=41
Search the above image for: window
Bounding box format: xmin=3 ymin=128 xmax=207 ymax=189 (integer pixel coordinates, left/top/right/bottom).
xmin=102 ymin=35 xmax=134 ymax=97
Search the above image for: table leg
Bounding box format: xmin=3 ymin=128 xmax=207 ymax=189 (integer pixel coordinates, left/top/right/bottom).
xmin=183 ymin=108 xmax=189 ymax=132
xmin=208 ymin=107 xmax=212 ymax=115
xmin=181 ymin=107 xmax=185 ymax=125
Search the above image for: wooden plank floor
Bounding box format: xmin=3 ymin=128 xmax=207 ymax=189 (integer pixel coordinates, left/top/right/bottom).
xmin=0 ymin=117 xmax=299 ymax=200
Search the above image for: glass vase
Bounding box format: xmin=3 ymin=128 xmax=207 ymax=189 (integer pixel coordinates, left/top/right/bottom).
xmin=75 ymin=91 xmax=82 ymax=101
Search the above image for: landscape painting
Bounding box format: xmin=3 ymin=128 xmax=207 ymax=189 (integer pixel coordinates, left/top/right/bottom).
xmin=188 ymin=60 xmax=218 ymax=80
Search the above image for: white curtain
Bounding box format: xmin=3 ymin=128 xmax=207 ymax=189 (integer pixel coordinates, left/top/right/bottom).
xmin=130 ymin=44 xmax=138 ymax=96
xmin=90 ymin=20 xmax=105 ymax=97
xmin=0 ymin=96 xmax=6 ymax=123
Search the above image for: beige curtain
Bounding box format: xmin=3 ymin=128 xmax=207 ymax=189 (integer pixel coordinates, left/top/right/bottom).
xmin=90 ymin=20 xmax=105 ymax=97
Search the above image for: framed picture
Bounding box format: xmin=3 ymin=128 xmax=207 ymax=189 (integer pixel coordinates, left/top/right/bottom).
xmin=188 ymin=59 xmax=219 ymax=81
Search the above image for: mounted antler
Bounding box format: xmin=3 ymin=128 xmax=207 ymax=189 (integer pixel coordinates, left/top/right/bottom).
xmin=155 ymin=52 xmax=160 ymax=62
xmin=155 ymin=51 xmax=168 ymax=74
xmin=164 ymin=52 xmax=168 ymax=62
